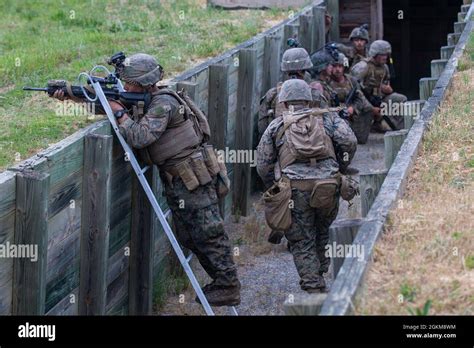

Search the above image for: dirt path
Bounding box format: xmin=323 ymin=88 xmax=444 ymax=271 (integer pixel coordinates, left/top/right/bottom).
xmin=159 ymin=133 xmax=386 ymax=315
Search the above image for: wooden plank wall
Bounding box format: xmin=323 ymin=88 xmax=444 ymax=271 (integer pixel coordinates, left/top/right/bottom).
xmin=0 ymin=0 xmax=327 ymax=315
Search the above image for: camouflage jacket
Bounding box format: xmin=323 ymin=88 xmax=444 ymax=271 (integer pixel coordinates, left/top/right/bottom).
xmin=118 ymin=90 xmax=180 ymax=149
xmin=258 ymin=75 xmax=323 ymax=139
xmin=256 ymin=107 xmax=357 ymax=188
xmin=327 ymin=74 xmax=373 ymax=114
xmin=337 ymin=44 xmax=368 ymax=68
xmin=350 ymin=58 xmax=390 ymax=98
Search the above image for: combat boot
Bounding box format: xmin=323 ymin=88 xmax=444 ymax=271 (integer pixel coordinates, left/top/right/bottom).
xmin=195 ymin=285 xmax=241 ymax=307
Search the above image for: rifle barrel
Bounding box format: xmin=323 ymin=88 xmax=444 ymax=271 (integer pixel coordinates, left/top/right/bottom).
xmin=23 ymin=87 xmax=48 ymax=91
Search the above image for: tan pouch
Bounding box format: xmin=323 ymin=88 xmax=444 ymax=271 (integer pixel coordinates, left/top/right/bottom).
xmin=340 ymin=175 xmax=359 ymax=201
xmin=190 ymin=152 xmax=212 ymax=186
xmin=263 ymin=177 xmax=292 ymax=231
xmin=203 ymin=144 xmax=220 ymax=176
xmin=310 ymin=178 xmax=339 ymax=209
xmin=176 ymin=160 xmax=200 ymax=191
xmin=216 ymin=158 xmax=230 ymax=198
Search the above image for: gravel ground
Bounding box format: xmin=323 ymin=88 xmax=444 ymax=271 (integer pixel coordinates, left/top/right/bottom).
xmin=159 ymin=132 xmax=385 ymax=315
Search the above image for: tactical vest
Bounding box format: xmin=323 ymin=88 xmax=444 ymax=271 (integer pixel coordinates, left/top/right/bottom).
xmin=139 ymin=89 xmax=210 ymax=167
xmin=361 ymin=59 xmax=388 ymax=97
xmin=329 ymin=74 xmax=356 ymax=106
xmin=275 ymin=108 xmax=336 ymax=170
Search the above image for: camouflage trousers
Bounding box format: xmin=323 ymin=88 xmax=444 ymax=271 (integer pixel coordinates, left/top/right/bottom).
xmin=285 ymin=188 xmax=339 ymax=291
xmin=350 ymin=109 xmax=373 ymax=144
xmin=163 ymin=175 xmax=239 ymax=288
xmin=382 ymin=93 xmax=408 ymax=130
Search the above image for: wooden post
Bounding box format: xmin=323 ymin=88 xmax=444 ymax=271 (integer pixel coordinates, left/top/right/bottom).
xmin=177 ymin=81 xmax=198 ymax=101
xmin=13 ymin=170 xmax=50 ymax=315
xmin=208 ymin=64 xmax=229 ymax=217
xmin=384 ymin=130 xmax=409 ymax=170
xmin=440 ymin=45 xmax=455 ymax=60
xmin=263 ymin=34 xmax=281 ymax=95
xmin=431 ymin=59 xmax=448 ymax=79
xmin=326 ymin=0 xmax=340 ymax=41
xmin=284 ymin=293 xmax=327 ymax=315
xmin=234 ymin=49 xmax=257 ymax=217
xmin=403 ymin=100 xmax=425 ymax=130
xmin=419 ymin=77 xmax=438 ymax=100
xmin=360 ymin=171 xmax=387 ymax=217
xmin=454 ymin=22 xmax=466 ymax=34
xmin=79 ymin=134 xmax=112 ymax=315
xmin=129 ymin=166 xmax=155 ymax=315
xmin=298 ymin=14 xmax=313 ymax=53
xmin=329 ymin=218 xmax=365 ymax=278
xmin=312 ymin=6 xmax=326 ymax=52
xmin=448 ymin=33 xmax=461 ymax=46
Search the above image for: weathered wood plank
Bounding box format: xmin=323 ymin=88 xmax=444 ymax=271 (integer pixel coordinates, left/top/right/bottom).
xmin=384 ymin=130 xmax=409 ymax=170
xmin=177 ymin=81 xmax=198 ymax=101
xmin=360 ymin=171 xmax=387 ymax=217
xmin=13 ymin=170 xmax=50 ymax=315
xmin=263 ymin=34 xmax=282 ymax=96
xmin=403 ymin=100 xmax=425 ymax=130
xmin=128 ymin=168 xmax=155 ymax=315
xmin=312 ymin=6 xmax=327 ymax=52
xmin=208 ymin=0 xmax=314 ymax=9
xmin=440 ymin=45 xmax=456 ymax=60
xmin=208 ymin=64 xmax=230 ymax=217
xmin=79 ymin=134 xmax=112 ymax=315
xmin=233 ymin=49 xmax=257 ymax=217
xmin=46 ymin=287 xmax=78 ymax=315
xmin=284 ymin=293 xmax=327 ymax=315
xmin=419 ymin=77 xmax=439 ymax=100
xmin=299 ymin=14 xmax=313 ymax=53
xmin=329 ymin=218 xmax=365 ymax=278
xmin=48 ymin=169 xmax=82 ymax=219
xmin=431 ymin=59 xmax=448 ymax=79
xmin=327 ymin=0 xmax=340 ymax=41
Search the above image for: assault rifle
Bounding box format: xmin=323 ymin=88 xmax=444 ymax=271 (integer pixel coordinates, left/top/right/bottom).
xmin=23 ymin=52 xmax=152 ymax=111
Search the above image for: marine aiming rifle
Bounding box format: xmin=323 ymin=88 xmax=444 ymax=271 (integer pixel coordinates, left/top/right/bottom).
xmin=23 ymin=52 xmax=152 ymax=111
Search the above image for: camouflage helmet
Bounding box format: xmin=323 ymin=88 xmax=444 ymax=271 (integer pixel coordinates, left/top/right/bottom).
xmin=281 ymin=47 xmax=313 ymax=72
xmin=349 ymin=24 xmax=369 ymax=42
xmin=369 ymin=40 xmax=392 ymax=57
xmin=278 ymin=79 xmax=312 ymax=103
xmin=119 ymin=53 xmax=163 ymax=86
xmin=332 ymin=52 xmax=348 ymax=67
xmin=310 ymin=50 xmax=334 ymax=76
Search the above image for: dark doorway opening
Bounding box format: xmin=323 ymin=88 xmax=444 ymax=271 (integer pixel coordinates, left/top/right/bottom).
xmin=383 ymin=0 xmax=462 ymax=99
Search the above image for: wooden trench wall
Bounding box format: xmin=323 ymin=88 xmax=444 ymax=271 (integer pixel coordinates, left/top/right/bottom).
xmin=0 ymin=0 xmax=338 ymax=316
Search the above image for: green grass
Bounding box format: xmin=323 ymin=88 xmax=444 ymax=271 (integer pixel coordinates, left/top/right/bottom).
xmin=0 ymin=0 xmax=289 ymax=170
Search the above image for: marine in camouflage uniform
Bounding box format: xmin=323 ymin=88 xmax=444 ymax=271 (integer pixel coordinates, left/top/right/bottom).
xmin=309 ymin=47 xmax=337 ymax=106
xmin=256 ymin=80 xmax=357 ymax=292
xmin=336 ymin=24 xmax=370 ymax=69
xmin=258 ymin=47 xmax=315 ymax=140
xmin=351 ymin=40 xmax=407 ymax=131
xmin=52 ymin=53 xmax=240 ymax=306
xmin=329 ymin=52 xmax=374 ymax=144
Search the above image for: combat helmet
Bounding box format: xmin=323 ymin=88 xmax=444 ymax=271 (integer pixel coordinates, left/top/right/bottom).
xmin=332 ymin=52 xmax=348 ymax=67
xmin=119 ymin=53 xmax=164 ymax=86
xmin=369 ymin=40 xmax=392 ymax=57
xmin=349 ymin=24 xmax=370 ymax=42
xmin=310 ymin=50 xmax=334 ymax=77
xmin=281 ymin=47 xmax=313 ymax=72
xmin=278 ymin=79 xmax=312 ymax=103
